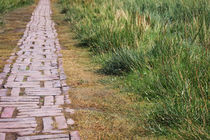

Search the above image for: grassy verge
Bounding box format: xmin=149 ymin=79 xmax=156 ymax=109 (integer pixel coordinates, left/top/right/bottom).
xmin=52 ymin=2 xmax=164 ymax=139
xmin=0 ymin=1 xmax=36 ymax=72
xmin=0 ymin=0 xmax=34 ymax=25
xmin=57 ymin=0 xmax=209 ymax=139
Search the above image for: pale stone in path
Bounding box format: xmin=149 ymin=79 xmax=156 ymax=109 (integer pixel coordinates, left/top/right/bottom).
xmin=44 ymin=96 xmax=54 ymax=106
xmin=0 ymin=122 xmax=37 ymax=129
xmin=55 ymin=95 xmax=64 ymax=105
xmin=55 ymin=116 xmax=68 ymax=129
xmin=0 ymin=128 xmax=35 ymax=133
xmin=0 ymin=90 xmax=7 ymax=96
xmin=1 ymin=107 xmax=15 ymax=118
xmin=43 ymin=117 xmax=53 ymax=131
xmin=0 ymin=80 xmax=3 ymax=87
xmin=67 ymin=118 xmax=75 ymax=125
xmin=0 ymin=96 xmax=39 ymax=102
xmin=17 ymin=134 xmax=69 ymax=140
xmin=0 ymin=133 xmax=6 ymax=140
xmin=11 ymin=88 xmax=20 ymax=96
xmin=71 ymin=131 xmax=81 ymax=140
xmin=65 ymin=108 xmax=75 ymax=114
xmin=0 ymin=117 xmax=36 ymax=122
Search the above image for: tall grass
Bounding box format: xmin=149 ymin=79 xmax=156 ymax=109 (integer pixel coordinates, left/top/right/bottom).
xmin=59 ymin=0 xmax=209 ymax=139
xmin=0 ymin=0 xmax=33 ymax=24
xmin=0 ymin=0 xmax=33 ymax=13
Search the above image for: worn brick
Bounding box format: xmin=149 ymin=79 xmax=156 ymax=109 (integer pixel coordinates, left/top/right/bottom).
xmin=1 ymin=107 xmax=15 ymax=118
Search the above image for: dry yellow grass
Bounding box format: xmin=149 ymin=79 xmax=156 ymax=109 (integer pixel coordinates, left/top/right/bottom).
xmin=0 ymin=3 xmax=37 ymax=72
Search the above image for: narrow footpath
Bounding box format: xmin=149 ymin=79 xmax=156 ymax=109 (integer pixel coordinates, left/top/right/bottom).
xmin=0 ymin=0 xmax=79 ymax=139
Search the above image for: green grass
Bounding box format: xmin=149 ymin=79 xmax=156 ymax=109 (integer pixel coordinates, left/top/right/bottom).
xmin=0 ymin=0 xmax=33 ymax=13
xmin=0 ymin=0 xmax=33 ymax=24
xmin=58 ymin=0 xmax=209 ymax=139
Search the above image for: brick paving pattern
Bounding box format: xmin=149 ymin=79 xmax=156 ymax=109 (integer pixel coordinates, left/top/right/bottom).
xmin=0 ymin=0 xmax=80 ymax=139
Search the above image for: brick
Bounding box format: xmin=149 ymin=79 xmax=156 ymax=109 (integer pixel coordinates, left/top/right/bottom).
xmin=17 ymin=134 xmax=69 ymax=140
xmin=71 ymin=131 xmax=80 ymax=140
xmin=55 ymin=116 xmax=67 ymax=129
xmin=1 ymin=107 xmax=15 ymax=118
xmin=55 ymin=96 xmax=64 ymax=105
xmin=0 ymin=89 xmax=7 ymax=97
xmin=0 ymin=80 xmax=3 ymax=87
xmin=43 ymin=117 xmax=53 ymax=131
xmin=11 ymin=88 xmax=20 ymax=96
xmin=44 ymin=96 xmax=54 ymax=106
xmin=0 ymin=122 xmax=37 ymax=129
xmin=0 ymin=133 xmax=6 ymax=140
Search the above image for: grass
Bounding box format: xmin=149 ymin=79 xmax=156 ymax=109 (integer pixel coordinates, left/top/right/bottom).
xmin=52 ymin=2 xmax=162 ymax=139
xmin=0 ymin=0 xmax=33 ymax=14
xmin=0 ymin=1 xmax=35 ymax=72
xmin=0 ymin=0 xmax=34 ymax=25
xmin=58 ymin=0 xmax=209 ymax=139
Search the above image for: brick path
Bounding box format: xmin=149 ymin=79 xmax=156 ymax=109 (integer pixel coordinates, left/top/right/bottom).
xmin=0 ymin=0 xmax=80 ymax=139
